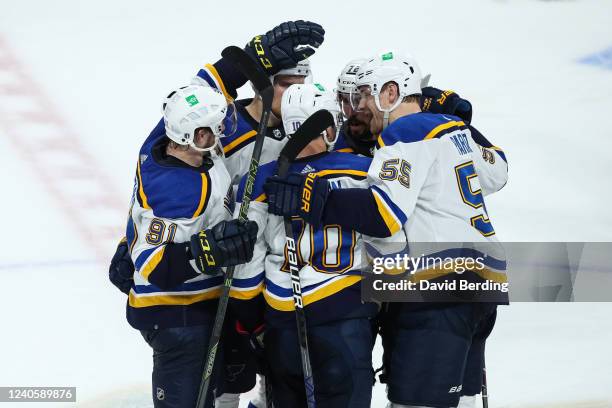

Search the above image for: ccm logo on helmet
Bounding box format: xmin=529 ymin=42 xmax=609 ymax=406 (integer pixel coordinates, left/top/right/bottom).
xmin=301 ymin=173 xmax=317 ymax=213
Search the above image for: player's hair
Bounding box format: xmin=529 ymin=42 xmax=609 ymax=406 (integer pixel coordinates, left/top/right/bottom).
xmin=167 ymin=138 xmax=189 ymax=152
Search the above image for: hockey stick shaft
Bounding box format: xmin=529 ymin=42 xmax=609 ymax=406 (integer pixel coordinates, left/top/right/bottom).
xmin=196 ymin=46 xmax=273 ymax=408
xmin=275 ymin=110 xmax=335 ymax=408
xmin=482 ymin=350 xmax=488 ymax=408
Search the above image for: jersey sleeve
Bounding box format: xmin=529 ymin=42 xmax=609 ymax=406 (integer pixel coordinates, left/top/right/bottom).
xmin=192 ymin=57 xmax=248 ymax=101
xmin=130 ymin=214 xmax=200 ymax=291
xmin=468 ymin=125 xmax=508 ymax=196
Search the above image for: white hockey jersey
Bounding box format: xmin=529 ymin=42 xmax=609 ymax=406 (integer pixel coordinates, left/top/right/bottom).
xmin=125 ymin=121 xmax=232 ymax=329
xmin=368 ymin=112 xmax=508 ymax=283
xmin=231 ymin=151 xmax=407 ymax=328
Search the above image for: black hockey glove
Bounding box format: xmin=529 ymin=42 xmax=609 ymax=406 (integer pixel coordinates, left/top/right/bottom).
xmin=244 ymin=20 xmax=325 ymax=76
xmin=264 ymin=172 xmax=329 ymax=228
xmin=420 ymin=87 xmax=473 ymax=124
xmin=235 ymin=320 xmax=265 ymax=357
xmin=108 ymin=237 xmax=134 ymax=295
xmin=190 ymin=219 xmax=258 ymax=275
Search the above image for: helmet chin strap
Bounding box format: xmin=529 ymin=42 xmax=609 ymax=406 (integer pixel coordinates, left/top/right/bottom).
xmin=374 ymin=94 xmax=403 ymax=130
xmin=189 ymin=136 xmax=222 ymax=157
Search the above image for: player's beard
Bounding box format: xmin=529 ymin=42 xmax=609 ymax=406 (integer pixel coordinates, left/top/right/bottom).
xmin=345 ymin=110 xmax=376 ymax=157
xmin=346 ymin=110 xmax=375 ymax=143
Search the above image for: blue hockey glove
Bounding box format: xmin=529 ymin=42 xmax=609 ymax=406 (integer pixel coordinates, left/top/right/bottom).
xmin=108 ymin=237 xmax=134 ymax=295
xmin=244 ymin=20 xmax=325 ymax=76
xmin=421 ymin=87 xmax=473 ymax=124
xmin=264 ymin=172 xmax=329 ymax=228
xmin=190 ymin=219 xmax=258 ymax=275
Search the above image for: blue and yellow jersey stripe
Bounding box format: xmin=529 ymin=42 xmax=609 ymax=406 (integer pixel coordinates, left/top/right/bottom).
xmin=263 ymin=273 xmax=362 ymax=312
xmin=370 ymin=185 xmax=407 ymax=235
xmin=377 ymin=113 xmax=468 ymax=149
xmin=197 ymin=64 xmax=233 ymax=102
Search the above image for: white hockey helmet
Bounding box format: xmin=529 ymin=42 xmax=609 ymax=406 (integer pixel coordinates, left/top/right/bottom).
xmin=281 ymin=83 xmax=340 ymax=150
xmin=336 ymin=58 xmax=367 ymax=94
xmin=353 ymin=51 xmax=422 ymax=127
xmin=162 ymin=85 xmax=237 ymax=156
xmin=336 ymin=58 xmax=367 ymax=120
xmin=273 ymin=59 xmax=312 ymax=82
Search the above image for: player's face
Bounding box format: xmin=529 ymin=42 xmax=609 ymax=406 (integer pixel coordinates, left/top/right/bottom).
xmin=357 ymin=86 xmax=384 ymax=135
xmin=273 ymin=75 xmax=305 ymax=118
xmin=194 ymin=127 xmax=217 ymax=150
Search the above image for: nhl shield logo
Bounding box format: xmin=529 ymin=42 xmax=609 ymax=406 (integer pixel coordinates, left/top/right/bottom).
xmin=156 ymin=387 xmax=165 ymax=401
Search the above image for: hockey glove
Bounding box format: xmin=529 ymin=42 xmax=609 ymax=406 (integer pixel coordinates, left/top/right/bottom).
xmin=264 ymin=172 xmax=329 ymax=228
xmin=235 ymin=320 xmax=265 ymax=356
xmin=108 ymin=237 xmax=134 ymax=295
xmin=190 ymin=219 xmax=258 ymax=275
xmin=244 ymin=20 xmax=325 ymax=76
xmin=421 ymin=87 xmax=473 ymax=124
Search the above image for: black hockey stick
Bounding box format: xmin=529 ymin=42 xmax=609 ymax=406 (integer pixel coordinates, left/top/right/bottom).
xmin=196 ymin=46 xmax=273 ymax=408
xmin=482 ymin=352 xmax=489 ymax=408
xmin=276 ymin=109 xmax=336 ymax=408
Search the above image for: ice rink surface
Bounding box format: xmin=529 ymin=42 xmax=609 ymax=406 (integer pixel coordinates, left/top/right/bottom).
xmin=1 ymin=0 xmax=611 ymax=406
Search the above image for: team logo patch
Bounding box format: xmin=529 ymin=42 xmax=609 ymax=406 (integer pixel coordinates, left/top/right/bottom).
xmin=185 ymin=94 xmax=199 ymax=106
xmin=271 ymin=128 xmax=284 ymax=141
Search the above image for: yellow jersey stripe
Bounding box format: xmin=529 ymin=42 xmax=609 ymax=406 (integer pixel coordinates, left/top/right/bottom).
xmin=264 ymin=275 xmax=361 ymax=312
xmin=424 ymin=120 xmax=465 ymax=140
xmin=314 ymin=169 xmax=367 ymax=178
xmin=136 ymin=160 xmax=151 ymax=210
xmin=192 ymin=173 xmax=209 ymax=218
xmin=377 ymin=134 xmax=386 ymax=147
xmin=336 ymin=147 xmax=354 ymax=153
xmin=229 ymin=284 xmax=264 ymax=300
xmin=371 ymin=190 xmax=401 ymax=235
xmin=139 ymin=247 xmax=166 ymax=280
xmin=128 ymin=287 xmax=222 ymax=308
xmin=255 ymin=193 xmax=266 ymax=202
xmin=223 ymin=130 xmax=257 ymax=155
xmin=204 ymin=63 xmax=232 ymax=101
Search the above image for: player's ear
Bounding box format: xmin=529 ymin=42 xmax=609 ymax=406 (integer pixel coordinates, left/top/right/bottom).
xmin=388 ymin=82 xmax=400 ymax=104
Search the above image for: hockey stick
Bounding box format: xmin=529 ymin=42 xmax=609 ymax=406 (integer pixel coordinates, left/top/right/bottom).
xmin=196 ymin=46 xmax=274 ymax=408
xmin=481 ymin=353 xmax=489 ymax=408
xmin=276 ymin=110 xmax=336 ymax=408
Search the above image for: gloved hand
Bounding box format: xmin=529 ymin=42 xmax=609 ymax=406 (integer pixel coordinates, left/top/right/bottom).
xmin=263 ymin=172 xmax=329 ymax=228
xmin=420 ymin=87 xmax=473 ymax=124
xmin=244 ymin=20 xmax=325 ymax=76
xmin=108 ymin=237 xmax=134 ymax=295
xmin=190 ymin=219 xmax=258 ymax=275
xmin=235 ymin=320 xmax=265 ymax=356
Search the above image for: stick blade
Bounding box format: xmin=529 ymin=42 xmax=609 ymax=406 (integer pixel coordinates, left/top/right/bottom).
xmin=279 ymin=110 xmax=335 ymax=163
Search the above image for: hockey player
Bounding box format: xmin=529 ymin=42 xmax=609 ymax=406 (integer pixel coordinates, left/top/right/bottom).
xmin=333 ymin=58 xmax=478 ymax=159
xmin=109 ymin=20 xmax=326 ymax=408
xmin=232 ymin=83 xmax=407 ymax=407
xmin=126 ymin=84 xmax=258 ymax=408
xmin=263 ymin=51 xmax=508 ymax=408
